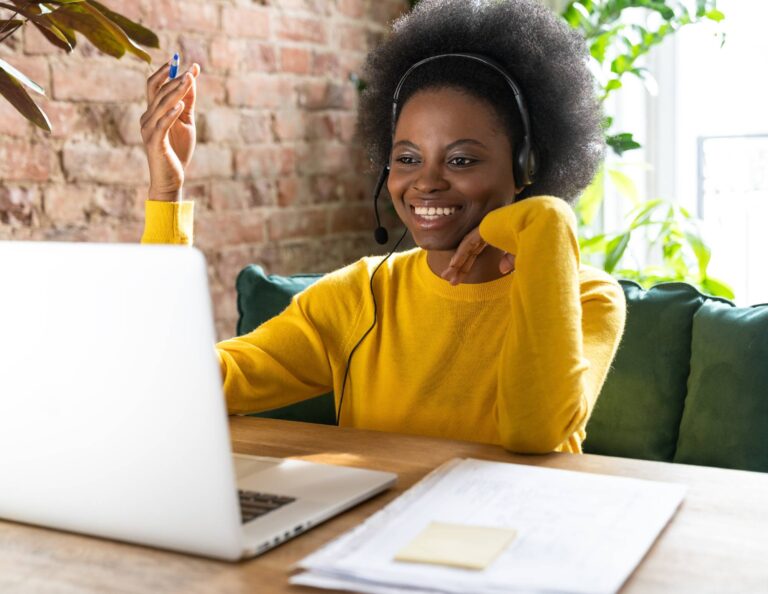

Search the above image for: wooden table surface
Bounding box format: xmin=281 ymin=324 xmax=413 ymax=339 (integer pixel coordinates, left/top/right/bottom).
xmin=1 ymin=417 xmax=767 ymax=594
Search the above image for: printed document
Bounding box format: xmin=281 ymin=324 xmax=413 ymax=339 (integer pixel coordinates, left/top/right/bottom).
xmin=291 ymin=458 xmax=686 ymax=594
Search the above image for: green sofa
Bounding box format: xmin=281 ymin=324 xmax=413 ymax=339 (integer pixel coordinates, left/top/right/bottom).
xmin=236 ymin=265 xmax=768 ymax=473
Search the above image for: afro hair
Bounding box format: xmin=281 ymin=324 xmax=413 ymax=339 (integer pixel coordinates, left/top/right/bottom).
xmin=357 ymin=0 xmax=604 ymax=203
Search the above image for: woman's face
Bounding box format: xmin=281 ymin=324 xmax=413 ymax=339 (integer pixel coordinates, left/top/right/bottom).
xmin=387 ymin=87 xmax=519 ymax=251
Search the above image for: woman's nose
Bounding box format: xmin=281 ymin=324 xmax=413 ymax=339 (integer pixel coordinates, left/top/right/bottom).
xmin=413 ymin=161 xmax=450 ymax=193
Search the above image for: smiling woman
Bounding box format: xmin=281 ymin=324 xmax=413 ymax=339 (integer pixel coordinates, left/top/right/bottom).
xmin=139 ymin=0 xmax=626 ymax=454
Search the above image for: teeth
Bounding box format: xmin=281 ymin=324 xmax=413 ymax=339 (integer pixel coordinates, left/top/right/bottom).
xmin=414 ymin=206 xmax=457 ymax=217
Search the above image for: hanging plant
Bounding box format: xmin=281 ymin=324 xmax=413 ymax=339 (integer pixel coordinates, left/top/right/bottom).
xmin=0 ymin=0 xmax=159 ymax=132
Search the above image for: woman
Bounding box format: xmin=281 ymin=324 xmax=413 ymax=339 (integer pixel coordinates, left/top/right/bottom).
xmin=140 ymin=0 xmax=626 ymax=454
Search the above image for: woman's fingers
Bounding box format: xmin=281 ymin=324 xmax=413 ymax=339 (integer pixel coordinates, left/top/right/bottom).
xmin=153 ymin=101 xmax=185 ymax=142
xmin=146 ymin=59 xmax=171 ymax=104
xmin=178 ymin=64 xmax=200 ymax=123
xmin=499 ymin=253 xmax=516 ymax=274
xmin=441 ymin=228 xmax=487 ymax=285
xmin=141 ymin=72 xmax=194 ymax=129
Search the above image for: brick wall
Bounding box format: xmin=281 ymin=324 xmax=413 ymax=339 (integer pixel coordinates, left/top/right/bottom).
xmin=0 ymin=0 xmax=408 ymax=339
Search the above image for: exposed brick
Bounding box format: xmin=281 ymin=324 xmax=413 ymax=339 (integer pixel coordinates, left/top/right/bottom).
xmin=0 ymin=185 xmax=41 ymax=226
xmin=240 ymin=112 xmax=272 ymax=144
xmin=337 ymin=112 xmax=358 ymax=142
xmin=277 ymin=16 xmax=326 ymax=44
xmin=298 ymin=143 xmax=351 ymax=175
xmin=52 ymin=62 xmax=145 ymax=102
xmin=221 ymin=6 xmax=270 ymax=39
xmin=313 ymin=52 xmax=341 ymax=77
xmin=200 ymin=106 xmax=241 ymax=143
xmin=267 ymin=208 xmax=327 ymax=241
xmin=23 ymin=24 xmax=59 ymax=55
xmin=195 ymin=209 xmax=267 ymax=249
xmin=280 ymin=47 xmax=312 ymax=75
xmin=0 ymin=99 xmax=31 ymax=137
xmin=43 ymin=184 xmax=90 ymax=225
xmin=146 ymin=0 xmax=219 ymax=33
xmin=310 ymin=174 xmax=343 ymax=203
xmin=227 ymin=74 xmax=295 ymax=109
xmin=0 ymin=139 xmax=51 ymax=181
xmin=210 ymin=180 xmax=274 ymax=211
xmin=197 ymin=73 xmax=227 ymax=107
xmin=235 ymin=145 xmax=296 ymax=178
xmin=178 ymin=36 xmax=209 ymax=72
xmin=337 ymin=24 xmax=368 ymax=52
xmin=336 ymin=0 xmax=365 ymax=19
xmin=6 ymin=55 xmax=50 ymax=91
xmin=276 ymin=176 xmax=303 ymax=207
xmin=298 ymin=81 xmax=352 ymax=110
xmin=211 ymin=39 xmax=276 ymax=73
xmin=272 ymin=110 xmax=306 ymax=142
xmin=306 ymin=112 xmax=338 ymax=141
xmin=62 ymin=143 xmax=148 ymax=184
xmin=329 ymin=203 xmax=371 ymax=233
xmin=114 ymin=103 xmax=146 ymax=145
xmin=186 ymin=144 xmax=234 ymax=180
xmin=217 ymin=243 xmax=281 ymax=288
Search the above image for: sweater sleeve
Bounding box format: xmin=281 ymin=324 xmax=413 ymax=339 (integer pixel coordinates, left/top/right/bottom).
xmin=478 ymin=196 xmax=626 ymax=453
xmin=140 ymin=200 xmax=195 ymax=245
xmin=140 ymin=199 xmax=363 ymax=415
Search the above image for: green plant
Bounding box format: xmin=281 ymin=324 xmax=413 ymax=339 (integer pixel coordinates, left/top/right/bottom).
xmin=0 ymin=0 xmax=159 ymax=132
xmin=563 ymin=0 xmax=733 ymax=298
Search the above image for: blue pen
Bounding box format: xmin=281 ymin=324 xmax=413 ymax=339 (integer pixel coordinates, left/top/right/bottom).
xmin=169 ymin=53 xmax=180 ymax=80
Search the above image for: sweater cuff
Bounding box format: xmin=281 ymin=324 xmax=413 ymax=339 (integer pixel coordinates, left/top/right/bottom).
xmin=141 ymin=200 xmax=195 ymax=245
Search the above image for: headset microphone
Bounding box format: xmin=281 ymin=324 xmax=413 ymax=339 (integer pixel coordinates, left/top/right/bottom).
xmin=372 ymin=165 xmax=390 ymax=245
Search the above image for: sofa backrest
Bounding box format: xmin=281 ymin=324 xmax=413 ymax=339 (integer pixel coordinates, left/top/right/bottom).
xmin=584 ymin=280 xmax=768 ymax=473
xmin=235 ymin=266 xmax=768 ymax=472
xmin=236 ymin=265 xmax=335 ymax=425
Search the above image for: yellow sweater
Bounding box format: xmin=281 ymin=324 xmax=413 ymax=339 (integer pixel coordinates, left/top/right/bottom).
xmin=142 ymin=196 xmax=626 ymax=454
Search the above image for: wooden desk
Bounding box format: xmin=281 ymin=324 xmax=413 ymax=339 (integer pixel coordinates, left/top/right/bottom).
xmin=1 ymin=417 xmax=767 ymax=594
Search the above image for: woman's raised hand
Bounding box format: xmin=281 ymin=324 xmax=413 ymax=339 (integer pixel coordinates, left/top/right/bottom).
xmin=440 ymin=225 xmax=516 ymax=286
xmin=140 ymin=61 xmax=201 ymax=202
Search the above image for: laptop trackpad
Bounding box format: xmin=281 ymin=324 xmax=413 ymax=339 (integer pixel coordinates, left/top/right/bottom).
xmin=232 ymin=454 xmax=281 ymax=480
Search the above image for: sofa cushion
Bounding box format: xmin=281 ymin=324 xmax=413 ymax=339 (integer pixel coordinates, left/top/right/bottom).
xmin=673 ymin=301 xmax=768 ymax=472
xmin=235 ymin=265 xmax=336 ymax=425
xmin=584 ymin=281 xmax=720 ymax=461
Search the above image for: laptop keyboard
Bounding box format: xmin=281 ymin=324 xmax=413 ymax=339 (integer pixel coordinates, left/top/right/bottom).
xmin=239 ymin=489 xmax=296 ymax=524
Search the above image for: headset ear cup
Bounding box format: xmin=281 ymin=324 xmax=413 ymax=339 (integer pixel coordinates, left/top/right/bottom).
xmin=515 ymin=146 xmax=536 ymax=187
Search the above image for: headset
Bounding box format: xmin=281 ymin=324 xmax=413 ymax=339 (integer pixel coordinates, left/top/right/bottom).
xmin=336 ymin=53 xmax=537 ymax=425
xmin=373 ymin=52 xmax=537 ymax=245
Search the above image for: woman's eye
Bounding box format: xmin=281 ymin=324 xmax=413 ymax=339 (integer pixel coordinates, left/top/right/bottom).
xmin=395 ymin=155 xmax=419 ymax=165
xmin=448 ymin=156 xmax=475 ymax=167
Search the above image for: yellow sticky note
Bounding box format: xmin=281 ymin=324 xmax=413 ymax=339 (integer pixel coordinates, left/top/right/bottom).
xmin=394 ymin=522 xmax=517 ymax=570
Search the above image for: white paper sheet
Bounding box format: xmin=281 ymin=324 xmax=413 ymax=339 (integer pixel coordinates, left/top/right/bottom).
xmin=291 ymin=458 xmax=686 ymax=594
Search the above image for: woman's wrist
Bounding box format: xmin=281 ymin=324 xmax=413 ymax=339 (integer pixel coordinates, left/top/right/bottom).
xmin=148 ymin=187 xmax=183 ymax=202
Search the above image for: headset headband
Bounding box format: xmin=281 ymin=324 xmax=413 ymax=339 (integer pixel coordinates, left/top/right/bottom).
xmin=390 ymin=52 xmax=533 ymax=160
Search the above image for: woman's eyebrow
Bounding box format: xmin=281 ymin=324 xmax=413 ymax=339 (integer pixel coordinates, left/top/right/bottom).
xmin=392 ymin=138 xmax=488 ymax=151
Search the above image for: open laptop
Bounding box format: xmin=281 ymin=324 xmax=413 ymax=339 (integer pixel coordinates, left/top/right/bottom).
xmin=0 ymin=241 xmax=396 ymax=561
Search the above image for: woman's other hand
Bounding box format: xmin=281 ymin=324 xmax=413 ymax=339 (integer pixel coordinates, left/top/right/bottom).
xmin=440 ymin=226 xmax=516 ymax=285
xmin=140 ymin=61 xmax=200 ymax=202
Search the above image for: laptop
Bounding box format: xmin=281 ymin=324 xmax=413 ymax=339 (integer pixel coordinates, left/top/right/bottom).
xmin=0 ymin=241 xmax=396 ymax=561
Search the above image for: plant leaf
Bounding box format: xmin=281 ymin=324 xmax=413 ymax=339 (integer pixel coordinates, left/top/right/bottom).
xmin=0 ymin=57 xmax=45 ymax=94
xmin=606 ymin=132 xmax=642 ymax=156
xmin=607 ymin=168 xmax=639 ymax=206
xmin=0 ymin=18 xmax=23 ymax=36
xmin=0 ymin=67 xmax=51 ymax=131
xmin=88 ymin=0 xmax=159 ymax=48
xmin=50 ymin=2 xmax=151 ymax=62
xmin=604 ymin=233 xmax=631 ymax=273
xmin=700 ymin=277 xmax=735 ymax=299
xmin=576 ymin=166 xmax=604 ymax=226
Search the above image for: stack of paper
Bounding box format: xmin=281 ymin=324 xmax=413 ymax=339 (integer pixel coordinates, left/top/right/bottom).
xmin=291 ymin=458 xmax=686 ymax=594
